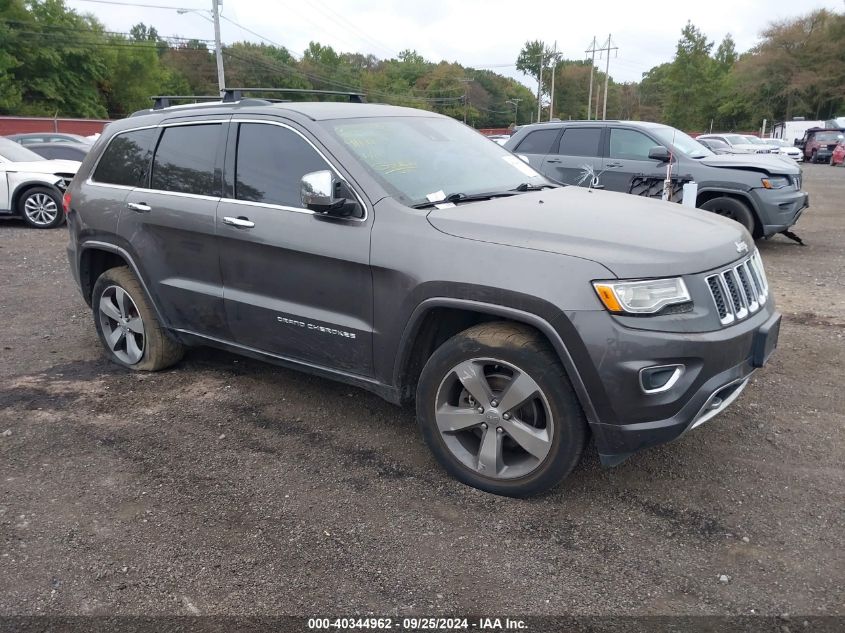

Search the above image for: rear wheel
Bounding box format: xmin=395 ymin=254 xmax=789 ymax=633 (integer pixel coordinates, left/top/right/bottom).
xmin=699 ymin=196 xmax=757 ymax=235
xmin=416 ymin=322 xmax=588 ymax=497
xmin=92 ymin=266 xmax=184 ymax=371
xmin=18 ymin=186 xmax=64 ymax=229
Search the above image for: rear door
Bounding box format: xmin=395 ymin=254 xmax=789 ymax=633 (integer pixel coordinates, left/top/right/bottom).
xmin=120 ymin=120 xmax=228 ymax=338
xmin=216 ymin=119 xmax=374 ymax=375
xmin=600 ymin=127 xmax=668 ymax=193
xmin=540 ymin=126 xmax=604 ymax=186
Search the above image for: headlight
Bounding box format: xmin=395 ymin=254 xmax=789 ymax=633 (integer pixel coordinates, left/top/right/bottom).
xmin=761 ymin=176 xmax=790 ymax=189
xmin=593 ymin=278 xmax=691 ymax=315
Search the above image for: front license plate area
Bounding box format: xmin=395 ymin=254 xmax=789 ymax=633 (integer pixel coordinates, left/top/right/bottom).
xmin=752 ymin=313 xmax=781 ymax=368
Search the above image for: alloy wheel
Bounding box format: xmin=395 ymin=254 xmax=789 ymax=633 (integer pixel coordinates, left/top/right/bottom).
xmin=98 ymin=285 xmax=146 ymax=364
xmin=434 ymin=357 xmax=554 ymax=479
xmin=23 ymin=192 xmax=59 ymax=226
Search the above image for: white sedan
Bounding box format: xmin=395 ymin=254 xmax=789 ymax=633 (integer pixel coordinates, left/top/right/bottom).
xmin=764 ymin=138 xmax=804 ymax=162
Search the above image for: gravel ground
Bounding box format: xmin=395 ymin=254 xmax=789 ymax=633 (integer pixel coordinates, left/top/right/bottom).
xmin=0 ymin=165 xmax=843 ymax=618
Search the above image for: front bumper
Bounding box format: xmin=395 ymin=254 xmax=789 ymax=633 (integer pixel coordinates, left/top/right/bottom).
xmin=566 ymin=307 xmax=781 ymax=466
xmin=751 ymin=186 xmax=809 ymax=236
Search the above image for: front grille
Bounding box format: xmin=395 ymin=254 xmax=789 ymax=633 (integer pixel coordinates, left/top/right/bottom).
xmin=794 ymin=174 xmax=802 ymax=190
xmin=705 ymin=251 xmax=769 ymax=326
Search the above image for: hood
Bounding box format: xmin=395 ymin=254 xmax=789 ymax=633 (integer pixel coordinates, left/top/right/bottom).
xmin=0 ymin=159 xmax=80 ymax=175
xmin=697 ymin=153 xmax=799 ymax=174
xmin=427 ymin=187 xmax=750 ymax=278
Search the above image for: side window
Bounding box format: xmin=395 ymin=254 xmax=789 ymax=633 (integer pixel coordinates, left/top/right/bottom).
xmin=234 ymin=123 xmax=331 ymax=208
xmin=609 ymin=128 xmax=660 ymax=160
xmin=555 ymin=128 xmax=602 ymax=157
xmin=514 ymin=128 xmax=559 ymax=155
xmin=150 ymin=124 xmax=221 ymax=196
xmin=92 ymin=128 xmax=159 ymax=187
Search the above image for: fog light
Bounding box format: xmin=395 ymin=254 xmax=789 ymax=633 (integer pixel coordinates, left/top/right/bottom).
xmin=639 ymin=364 xmax=684 ymax=394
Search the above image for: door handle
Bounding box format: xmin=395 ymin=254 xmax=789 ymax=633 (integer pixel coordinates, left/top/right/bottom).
xmin=605 ymin=162 xmax=623 ymax=168
xmin=222 ymin=216 xmax=255 ymax=229
xmin=546 ymin=158 xmax=562 ymax=164
xmin=127 ymin=202 xmax=152 ymax=213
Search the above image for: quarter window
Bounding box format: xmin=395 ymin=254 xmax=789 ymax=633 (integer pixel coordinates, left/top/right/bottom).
xmin=92 ymin=128 xmax=159 ymax=187
xmin=150 ymin=124 xmax=221 ymax=196
xmin=514 ymin=128 xmax=559 ymax=155
xmin=609 ymin=128 xmax=660 ymax=160
xmin=234 ymin=123 xmax=330 ymax=208
xmin=555 ymin=128 xmax=602 ymax=157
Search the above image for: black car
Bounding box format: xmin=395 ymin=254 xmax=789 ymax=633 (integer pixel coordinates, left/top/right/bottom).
xmin=25 ymin=142 xmax=91 ymax=161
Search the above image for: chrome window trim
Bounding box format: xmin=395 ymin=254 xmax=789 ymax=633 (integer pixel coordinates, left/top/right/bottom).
xmin=224 ymin=118 xmax=369 ymax=223
xmin=133 ymin=188 xmax=220 ymax=202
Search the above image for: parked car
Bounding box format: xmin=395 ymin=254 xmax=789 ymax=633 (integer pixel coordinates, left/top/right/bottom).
xmin=831 ymin=142 xmax=845 ymax=166
xmin=796 ymin=128 xmax=845 ymax=163
xmin=504 ymin=120 xmax=808 ymax=238
xmin=7 ymin=132 xmax=90 ymax=145
xmin=66 ymin=96 xmax=782 ymax=497
xmin=25 ymin=141 xmax=91 ymax=161
xmin=764 ymin=138 xmax=803 ymax=162
xmin=0 ymin=137 xmax=79 ymax=228
xmin=696 ymin=137 xmax=733 ymax=154
xmin=742 ymin=135 xmax=781 ymax=153
xmin=697 ymin=133 xmax=773 ymax=154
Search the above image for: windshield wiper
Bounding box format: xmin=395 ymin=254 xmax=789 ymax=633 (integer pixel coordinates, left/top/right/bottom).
xmin=410 ymin=191 xmax=519 ymax=209
xmin=511 ymin=182 xmax=558 ymax=191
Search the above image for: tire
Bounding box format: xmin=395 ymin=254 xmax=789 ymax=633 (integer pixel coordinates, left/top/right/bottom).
xmin=699 ymin=196 xmax=757 ymax=235
xmin=18 ymin=186 xmax=65 ymax=229
xmin=811 ymin=151 xmax=818 ymax=164
xmin=415 ymin=322 xmax=588 ymax=497
xmin=91 ymin=266 xmax=185 ymax=371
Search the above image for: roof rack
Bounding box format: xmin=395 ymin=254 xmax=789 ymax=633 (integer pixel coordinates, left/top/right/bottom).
xmin=222 ymin=88 xmax=366 ymax=103
xmin=150 ymin=95 xmax=222 ymax=110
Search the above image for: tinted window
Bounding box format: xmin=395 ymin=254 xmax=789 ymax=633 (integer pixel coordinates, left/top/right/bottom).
xmin=556 ymin=128 xmax=602 ymax=157
xmin=515 ymin=128 xmax=559 ymax=155
xmin=40 ymin=146 xmax=86 ymax=161
xmin=609 ymin=128 xmax=659 ymax=160
xmin=150 ymin=124 xmax=220 ymax=196
xmin=92 ymin=128 xmax=159 ymax=187
xmin=235 ymin=123 xmax=330 ymax=207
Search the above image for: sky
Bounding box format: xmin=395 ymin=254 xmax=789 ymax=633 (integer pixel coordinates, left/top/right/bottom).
xmin=65 ymin=0 xmax=843 ymax=87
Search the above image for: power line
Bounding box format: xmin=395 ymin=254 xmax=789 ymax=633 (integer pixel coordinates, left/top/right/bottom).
xmin=71 ymin=0 xmax=201 ymax=10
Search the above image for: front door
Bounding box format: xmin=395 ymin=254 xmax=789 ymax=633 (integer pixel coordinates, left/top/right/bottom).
xmin=599 ymin=127 xmax=669 ymax=193
xmin=217 ymin=120 xmax=374 ymax=375
xmin=540 ymin=126 xmax=604 ymax=186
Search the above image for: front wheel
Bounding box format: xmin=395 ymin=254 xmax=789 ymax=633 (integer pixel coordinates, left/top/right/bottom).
xmin=18 ymin=186 xmax=65 ymax=229
xmin=699 ymin=196 xmax=757 ymax=235
xmin=92 ymin=266 xmax=185 ymax=371
xmin=416 ymin=322 xmax=588 ymax=497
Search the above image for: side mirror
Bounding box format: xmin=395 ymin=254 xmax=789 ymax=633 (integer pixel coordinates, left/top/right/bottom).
xmin=648 ymin=146 xmax=671 ymax=162
xmin=301 ymin=170 xmax=361 ymax=218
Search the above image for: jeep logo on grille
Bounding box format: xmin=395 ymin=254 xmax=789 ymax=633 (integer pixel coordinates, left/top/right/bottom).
xmin=735 ymin=240 xmax=749 ymax=254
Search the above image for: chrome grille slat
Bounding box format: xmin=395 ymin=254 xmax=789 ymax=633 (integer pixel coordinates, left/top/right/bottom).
xmin=705 ymin=251 xmax=768 ymax=327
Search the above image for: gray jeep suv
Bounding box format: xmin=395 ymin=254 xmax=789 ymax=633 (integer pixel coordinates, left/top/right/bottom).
xmin=504 ymin=120 xmax=808 ymax=239
xmin=65 ymin=97 xmax=781 ymax=497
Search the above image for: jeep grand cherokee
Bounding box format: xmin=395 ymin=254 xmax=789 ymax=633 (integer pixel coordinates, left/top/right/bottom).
xmin=65 ymin=97 xmax=781 ymax=497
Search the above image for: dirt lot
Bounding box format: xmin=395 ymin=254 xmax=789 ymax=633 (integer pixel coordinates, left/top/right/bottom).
xmin=0 ymin=165 xmax=843 ymax=619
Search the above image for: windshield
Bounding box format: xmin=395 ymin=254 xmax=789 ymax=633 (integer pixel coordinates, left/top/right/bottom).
xmin=744 ymin=136 xmax=766 ymax=144
xmin=815 ymin=131 xmax=844 ymax=142
xmin=323 ymin=116 xmax=547 ymax=206
xmin=649 ymin=126 xmax=713 ymax=158
xmin=0 ymin=137 xmax=45 ymax=163
xmin=722 ymin=134 xmax=750 ymax=146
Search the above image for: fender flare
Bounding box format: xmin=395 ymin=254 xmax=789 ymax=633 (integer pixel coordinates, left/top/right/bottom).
xmin=393 ymin=297 xmax=600 ymax=424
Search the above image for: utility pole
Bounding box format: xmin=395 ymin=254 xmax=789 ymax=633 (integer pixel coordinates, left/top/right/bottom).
xmin=212 ymin=0 xmax=225 ymax=94
xmin=548 ymin=40 xmax=557 ymax=121
xmin=459 ymin=78 xmax=473 ymax=125
xmin=600 ymin=34 xmax=618 ymax=120
xmin=536 ymin=44 xmax=544 ymax=122
xmin=585 ymin=37 xmax=598 ymax=120
xmin=507 ymin=98 xmax=522 ymax=126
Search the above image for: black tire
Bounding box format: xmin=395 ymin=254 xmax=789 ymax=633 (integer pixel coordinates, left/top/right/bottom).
xmin=91 ymin=266 xmax=185 ymax=371
xmin=699 ymin=196 xmax=757 ymax=235
xmin=17 ymin=186 xmax=65 ymax=229
xmin=416 ymin=322 xmax=588 ymax=497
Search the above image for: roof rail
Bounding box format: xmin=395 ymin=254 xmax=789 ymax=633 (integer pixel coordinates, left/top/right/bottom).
xmin=150 ymin=95 xmax=222 ymax=110
xmin=222 ymin=88 xmax=366 ymax=103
